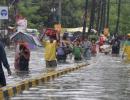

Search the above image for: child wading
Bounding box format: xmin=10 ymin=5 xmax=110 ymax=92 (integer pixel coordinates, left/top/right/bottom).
xmin=73 ymin=41 xmax=82 ymax=62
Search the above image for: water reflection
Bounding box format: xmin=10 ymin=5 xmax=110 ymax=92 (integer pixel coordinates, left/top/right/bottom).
xmin=6 ymin=47 xmax=77 ymax=85
xmin=15 ymin=71 xmax=30 ymax=79
xmin=46 ymin=68 xmax=57 ymax=73
xmin=9 ymin=53 xmax=130 ymax=100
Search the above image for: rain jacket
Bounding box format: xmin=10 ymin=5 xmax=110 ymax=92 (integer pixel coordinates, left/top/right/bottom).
xmin=42 ymin=40 xmax=57 ymax=61
xmin=123 ymin=40 xmax=130 ymax=61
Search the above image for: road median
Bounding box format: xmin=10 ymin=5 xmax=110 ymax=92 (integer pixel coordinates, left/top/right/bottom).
xmin=0 ymin=63 xmax=87 ymax=100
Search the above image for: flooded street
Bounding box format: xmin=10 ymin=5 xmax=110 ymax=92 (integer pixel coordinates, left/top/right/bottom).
xmin=5 ymin=47 xmax=76 ymax=85
xmin=10 ymin=52 xmax=130 ymax=100
xmin=0 ymin=0 xmax=129 ymax=99
xmin=1 ymin=0 xmax=130 ymax=99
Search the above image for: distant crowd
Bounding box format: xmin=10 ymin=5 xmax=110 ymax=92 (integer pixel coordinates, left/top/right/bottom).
xmin=0 ymin=31 xmax=130 ymax=88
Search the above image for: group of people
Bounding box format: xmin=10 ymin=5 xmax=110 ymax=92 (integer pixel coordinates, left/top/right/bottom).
xmin=0 ymin=41 xmax=30 ymax=87
xmin=1 ymin=32 xmax=130 ymax=88
xmin=40 ymin=34 xmax=97 ymax=71
xmin=13 ymin=34 xmax=97 ymax=73
xmin=0 ymin=32 xmax=98 ymax=87
xmin=98 ymin=33 xmax=130 ymax=62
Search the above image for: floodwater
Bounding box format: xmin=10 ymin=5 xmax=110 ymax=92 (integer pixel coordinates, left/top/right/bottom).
xmin=10 ymin=52 xmax=130 ymax=100
xmin=5 ymin=47 xmax=77 ymax=85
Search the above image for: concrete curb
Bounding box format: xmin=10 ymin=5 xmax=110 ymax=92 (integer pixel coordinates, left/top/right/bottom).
xmin=0 ymin=63 xmax=87 ymax=100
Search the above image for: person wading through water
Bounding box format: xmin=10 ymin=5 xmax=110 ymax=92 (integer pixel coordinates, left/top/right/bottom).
xmin=41 ymin=36 xmax=57 ymax=72
xmin=0 ymin=41 xmax=11 ymax=87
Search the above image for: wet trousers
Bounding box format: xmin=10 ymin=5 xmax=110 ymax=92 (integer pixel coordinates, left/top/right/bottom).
xmin=0 ymin=72 xmax=6 ymax=87
xmin=84 ymin=48 xmax=91 ymax=60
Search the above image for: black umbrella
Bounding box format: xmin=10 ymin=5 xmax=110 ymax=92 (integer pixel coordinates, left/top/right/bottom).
xmin=10 ymin=32 xmax=36 ymax=45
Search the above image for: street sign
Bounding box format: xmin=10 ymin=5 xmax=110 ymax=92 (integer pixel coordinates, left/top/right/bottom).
xmin=0 ymin=6 xmax=8 ymax=19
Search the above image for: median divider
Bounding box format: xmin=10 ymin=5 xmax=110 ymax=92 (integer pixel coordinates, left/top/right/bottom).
xmin=0 ymin=63 xmax=87 ymax=100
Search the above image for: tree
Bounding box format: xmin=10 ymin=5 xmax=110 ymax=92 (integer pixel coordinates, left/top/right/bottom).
xmin=7 ymin=0 xmax=130 ymax=35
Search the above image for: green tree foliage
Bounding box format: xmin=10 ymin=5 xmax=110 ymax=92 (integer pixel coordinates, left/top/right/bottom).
xmin=120 ymin=3 xmax=130 ymax=34
xmin=109 ymin=3 xmax=118 ymax=34
xmin=109 ymin=0 xmax=130 ymax=35
xmin=6 ymin=0 xmax=130 ymax=35
xmin=17 ymin=0 xmax=40 ymax=28
xmin=62 ymin=0 xmax=85 ymax=28
xmin=15 ymin=0 xmax=85 ymax=28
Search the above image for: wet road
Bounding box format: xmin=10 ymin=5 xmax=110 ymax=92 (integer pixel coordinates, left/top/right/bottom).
xmin=5 ymin=47 xmax=77 ymax=85
xmin=10 ymin=53 xmax=130 ymax=100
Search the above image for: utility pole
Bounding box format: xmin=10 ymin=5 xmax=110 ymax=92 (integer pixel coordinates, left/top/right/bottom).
xmin=115 ymin=0 xmax=121 ymax=36
xmin=82 ymin=0 xmax=88 ymax=39
xmin=96 ymin=0 xmax=101 ymax=35
xmin=50 ymin=0 xmax=56 ymax=27
xmin=13 ymin=0 xmax=17 ymax=21
xmin=102 ymin=0 xmax=107 ymax=29
xmin=6 ymin=0 xmax=9 ymax=35
xmin=99 ymin=0 xmax=104 ymax=34
xmin=88 ymin=0 xmax=96 ymax=34
xmin=106 ymin=0 xmax=110 ymax=27
xmin=58 ymin=0 xmax=62 ymax=24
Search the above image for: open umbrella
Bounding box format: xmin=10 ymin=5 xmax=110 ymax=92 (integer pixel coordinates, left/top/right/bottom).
xmin=10 ymin=32 xmax=36 ymax=45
